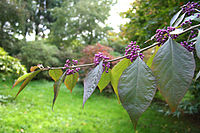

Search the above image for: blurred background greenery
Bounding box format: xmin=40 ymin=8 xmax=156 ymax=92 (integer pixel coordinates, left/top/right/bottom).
xmin=0 ymin=0 xmax=200 ymax=132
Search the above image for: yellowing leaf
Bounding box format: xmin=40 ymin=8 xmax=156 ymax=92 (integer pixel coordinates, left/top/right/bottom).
xmin=52 ymin=72 xmax=66 ymax=110
xmin=98 ymin=69 xmax=111 ymax=92
xmin=49 ymin=69 xmax=63 ymax=81
xmin=146 ymin=46 xmax=160 ymax=68
xmin=15 ymin=70 xmax=42 ymax=98
xmin=30 ymin=66 xmax=39 ymax=72
xmin=64 ymin=73 xmax=79 ymax=93
xmin=12 ymin=73 xmax=32 ymax=88
xmin=111 ymin=58 xmax=131 ymax=103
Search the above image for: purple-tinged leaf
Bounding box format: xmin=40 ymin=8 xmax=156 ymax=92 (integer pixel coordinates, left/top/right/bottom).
xmin=170 ymin=9 xmax=183 ymax=26
xmin=118 ymin=57 xmax=156 ymax=130
xmin=15 ymin=70 xmax=42 ymax=98
xmin=196 ymin=30 xmax=200 ymax=59
xmin=98 ymin=69 xmax=111 ymax=92
xmin=83 ymin=61 xmax=103 ymax=108
xmin=64 ymin=72 xmax=79 ymax=93
xmin=152 ymin=38 xmax=195 ymax=112
xmin=52 ymin=71 xmax=66 ymax=110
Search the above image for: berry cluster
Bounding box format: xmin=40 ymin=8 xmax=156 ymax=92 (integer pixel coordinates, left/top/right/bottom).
xmin=155 ymin=27 xmax=179 ymax=45
xmin=182 ymin=1 xmax=200 ymax=15
xmin=64 ymin=59 xmax=80 ymax=75
xmin=181 ymin=19 xmax=192 ymax=27
xmin=94 ymin=52 xmax=110 ymax=73
xmin=180 ymin=41 xmax=195 ymax=52
xmin=124 ymin=41 xmax=144 ymax=62
xmin=180 ymin=30 xmax=196 ymax=52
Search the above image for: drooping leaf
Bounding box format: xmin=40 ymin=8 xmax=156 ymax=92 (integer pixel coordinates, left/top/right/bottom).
xmin=195 ymin=71 xmax=200 ymax=81
xmin=170 ymin=9 xmax=182 ymax=26
xmin=30 ymin=66 xmax=39 ymax=72
xmin=49 ymin=69 xmax=63 ymax=81
xmin=83 ymin=61 xmax=103 ymax=108
xmin=15 ymin=70 xmax=42 ymax=98
xmin=173 ymin=13 xmax=186 ymax=27
xmin=52 ymin=72 xmax=66 ymax=110
xmin=196 ymin=30 xmax=200 ymax=59
xmin=118 ymin=57 xmax=157 ymax=130
xmin=111 ymin=58 xmax=131 ymax=103
xmin=64 ymin=72 xmax=79 ymax=93
xmin=98 ymin=69 xmax=111 ymax=92
xmin=152 ymin=38 xmax=195 ymax=112
xmin=146 ymin=46 xmax=160 ymax=68
xmin=12 ymin=73 xmax=32 ymax=88
xmin=184 ymin=13 xmax=200 ymax=22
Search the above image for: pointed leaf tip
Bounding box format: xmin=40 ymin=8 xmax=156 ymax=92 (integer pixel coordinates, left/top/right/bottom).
xmin=83 ymin=61 xmax=103 ymax=108
xmin=118 ymin=57 xmax=157 ymax=129
xmin=52 ymin=71 xmax=66 ymax=110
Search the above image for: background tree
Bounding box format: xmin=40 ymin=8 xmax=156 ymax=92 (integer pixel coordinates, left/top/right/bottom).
xmin=120 ymin=0 xmax=194 ymax=47
xmin=49 ymin=0 xmax=115 ymax=47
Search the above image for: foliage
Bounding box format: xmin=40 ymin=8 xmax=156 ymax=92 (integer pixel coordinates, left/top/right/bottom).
xmin=18 ymin=40 xmax=62 ymax=79
xmin=1 ymin=80 xmax=200 ymax=133
xmin=0 ymin=47 xmax=26 ymax=80
xmin=49 ymin=0 xmax=115 ymax=46
xmin=120 ymin=0 xmax=189 ymax=46
xmin=0 ymin=0 xmax=27 ymax=54
xmin=101 ymin=31 xmax=128 ymax=54
xmin=79 ymin=43 xmax=115 ymax=81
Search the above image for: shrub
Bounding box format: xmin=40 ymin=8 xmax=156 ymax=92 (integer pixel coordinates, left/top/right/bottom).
xmin=0 ymin=47 xmax=26 ymax=81
xmin=18 ymin=40 xmax=62 ymax=79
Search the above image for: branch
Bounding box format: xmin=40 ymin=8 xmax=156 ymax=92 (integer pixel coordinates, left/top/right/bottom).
xmin=42 ymin=24 xmax=200 ymax=70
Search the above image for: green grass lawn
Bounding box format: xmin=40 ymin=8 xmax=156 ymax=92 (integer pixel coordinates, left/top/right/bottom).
xmin=0 ymin=80 xmax=200 ymax=133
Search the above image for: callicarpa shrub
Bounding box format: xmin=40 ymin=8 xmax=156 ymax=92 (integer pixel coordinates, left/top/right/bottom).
xmin=12 ymin=1 xmax=200 ymax=130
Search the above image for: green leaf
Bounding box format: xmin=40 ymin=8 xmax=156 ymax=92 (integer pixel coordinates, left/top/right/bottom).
xmin=52 ymin=72 xmax=66 ymax=110
xmin=196 ymin=30 xmax=200 ymax=59
xmin=12 ymin=73 xmax=32 ymax=88
xmin=111 ymin=58 xmax=131 ymax=103
xmin=152 ymin=38 xmax=195 ymax=112
xmin=118 ymin=57 xmax=157 ymax=130
xmin=195 ymin=71 xmax=200 ymax=81
xmin=98 ymin=69 xmax=111 ymax=92
xmin=15 ymin=70 xmax=42 ymax=98
xmin=49 ymin=69 xmax=63 ymax=81
xmin=83 ymin=61 xmax=103 ymax=108
xmin=146 ymin=46 xmax=160 ymax=68
xmin=64 ymin=72 xmax=79 ymax=93
xmin=173 ymin=13 xmax=186 ymax=27
xmin=170 ymin=9 xmax=182 ymax=26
